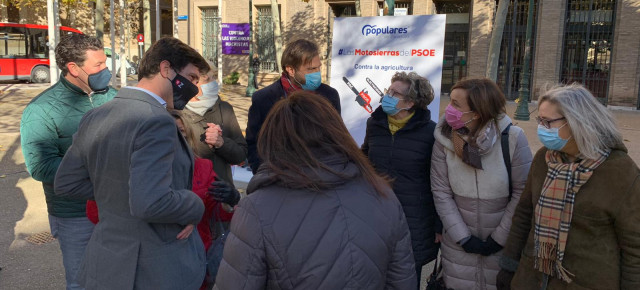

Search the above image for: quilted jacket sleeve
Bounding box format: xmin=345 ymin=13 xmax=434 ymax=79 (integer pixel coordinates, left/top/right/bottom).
xmin=20 ymin=103 xmax=62 ymax=184
xmin=431 ymin=141 xmax=471 ymax=243
xmin=491 ymin=129 xmax=532 ymax=245
xmin=216 ymin=196 xmax=267 ymax=290
xmin=385 ymin=202 xmax=418 ymax=289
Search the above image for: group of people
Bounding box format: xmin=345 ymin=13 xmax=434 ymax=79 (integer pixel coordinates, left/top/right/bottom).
xmin=19 ymin=32 xmax=640 ymax=290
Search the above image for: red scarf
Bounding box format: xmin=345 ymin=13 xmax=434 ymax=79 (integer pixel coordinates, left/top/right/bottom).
xmin=280 ymin=72 xmax=301 ymax=96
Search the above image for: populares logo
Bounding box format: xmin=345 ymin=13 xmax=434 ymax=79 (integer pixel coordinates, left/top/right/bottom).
xmin=361 ymin=24 xmax=408 ymax=36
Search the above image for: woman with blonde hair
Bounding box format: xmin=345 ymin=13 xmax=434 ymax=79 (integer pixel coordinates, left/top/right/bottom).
xmin=497 ymin=84 xmax=640 ymax=289
xmin=431 ymin=78 xmax=533 ymax=289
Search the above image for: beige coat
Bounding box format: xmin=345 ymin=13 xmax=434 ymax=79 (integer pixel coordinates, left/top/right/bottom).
xmin=431 ymin=115 xmax=532 ymax=290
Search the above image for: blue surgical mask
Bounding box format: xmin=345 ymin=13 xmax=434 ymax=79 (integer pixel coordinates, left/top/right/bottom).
xmin=537 ymin=124 xmax=569 ymax=151
xmin=381 ymin=94 xmax=402 ymax=115
xmin=82 ymin=67 xmax=112 ymax=92
xmin=300 ymin=71 xmax=322 ymax=91
xmin=201 ymin=81 xmax=219 ymax=97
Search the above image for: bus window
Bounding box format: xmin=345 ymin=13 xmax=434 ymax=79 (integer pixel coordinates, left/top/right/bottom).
xmin=0 ymin=26 xmax=26 ymax=58
xmin=28 ymin=28 xmax=47 ymax=58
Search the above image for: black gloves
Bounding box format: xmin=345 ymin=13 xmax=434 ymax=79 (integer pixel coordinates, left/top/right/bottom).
xmin=461 ymin=236 xmax=503 ymax=256
xmin=481 ymin=236 xmax=504 ymax=256
xmin=207 ymin=177 xmax=241 ymax=207
xmin=461 ymin=236 xmax=485 ymax=254
xmin=496 ymin=269 xmax=515 ymax=290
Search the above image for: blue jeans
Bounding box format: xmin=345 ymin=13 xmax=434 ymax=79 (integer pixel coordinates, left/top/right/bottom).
xmin=49 ymin=215 xmax=95 ymax=290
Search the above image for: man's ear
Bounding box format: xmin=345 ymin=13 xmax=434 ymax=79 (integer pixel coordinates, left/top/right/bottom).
xmin=284 ymin=65 xmax=295 ymax=77
xmin=159 ymin=60 xmax=172 ymax=79
xmin=66 ymin=62 xmax=80 ymax=77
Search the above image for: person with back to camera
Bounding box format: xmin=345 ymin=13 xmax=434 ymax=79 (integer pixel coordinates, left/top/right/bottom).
xmin=496 ymin=84 xmax=640 ymax=290
xmin=431 ymin=78 xmax=533 ymax=289
xmin=216 ymin=90 xmax=416 ymax=289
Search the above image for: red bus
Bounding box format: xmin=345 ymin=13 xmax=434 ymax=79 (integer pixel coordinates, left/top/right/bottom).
xmin=0 ymin=23 xmax=82 ymax=83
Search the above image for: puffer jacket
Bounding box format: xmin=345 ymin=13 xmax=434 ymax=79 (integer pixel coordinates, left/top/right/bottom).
xmin=362 ymin=106 xmax=441 ymax=266
xmin=502 ymin=145 xmax=640 ymax=289
xmin=20 ymin=75 xmax=116 ymax=218
xmin=216 ymin=153 xmax=416 ymax=290
xmin=430 ymin=115 xmax=532 ymax=290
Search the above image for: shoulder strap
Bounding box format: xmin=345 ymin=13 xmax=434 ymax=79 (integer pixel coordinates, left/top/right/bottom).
xmin=501 ymin=123 xmax=513 ymax=201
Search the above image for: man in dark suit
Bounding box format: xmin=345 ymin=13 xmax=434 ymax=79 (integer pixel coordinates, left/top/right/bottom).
xmin=54 ymin=37 xmax=210 ymax=290
xmin=245 ymin=39 xmax=341 ymax=173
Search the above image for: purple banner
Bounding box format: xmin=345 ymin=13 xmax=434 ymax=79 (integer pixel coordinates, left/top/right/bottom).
xmin=221 ymin=23 xmax=250 ymax=55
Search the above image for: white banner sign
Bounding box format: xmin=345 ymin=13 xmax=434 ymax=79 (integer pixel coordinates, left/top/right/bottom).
xmin=330 ymin=15 xmax=446 ymax=145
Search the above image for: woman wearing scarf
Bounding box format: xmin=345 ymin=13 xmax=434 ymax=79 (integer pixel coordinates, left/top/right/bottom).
xmin=361 ymin=71 xmax=442 ymax=287
xmin=497 ymin=84 xmax=640 ymax=290
xmin=431 ymin=78 xmax=533 ymax=289
xmin=182 ymin=62 xmax=248 ymax=184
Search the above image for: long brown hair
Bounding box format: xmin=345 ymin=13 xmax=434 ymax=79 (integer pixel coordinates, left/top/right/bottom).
xmin=441 ymin=78 xmax=506 ymax=143
xmin=257 ymin=91 xmax=389 ymax=196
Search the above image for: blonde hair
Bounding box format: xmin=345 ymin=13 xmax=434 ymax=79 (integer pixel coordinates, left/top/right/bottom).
xmin=169 ymin=110 xmax=200 ymax=156
xmin=538 ymin=83 xmax=622 ymax=159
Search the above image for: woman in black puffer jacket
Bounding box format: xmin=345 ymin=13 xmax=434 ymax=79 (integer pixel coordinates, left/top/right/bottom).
xmin=216 ymin=90 xmax=416 ymax=290
xmin=362 ymin=71 xmax=442 ymax=287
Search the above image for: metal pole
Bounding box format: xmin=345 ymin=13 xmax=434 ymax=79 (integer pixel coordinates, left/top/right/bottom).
xmin=120 ymin=0 xmax=127 ymax=88
xmin=110 ymin=0 xmax=116 ymax=86
xmin=47 ymin=0 xmax=60 ymax=85
xmin=505 ymin=0 xmax=518 ymax=98
xmin=246 ymin=0 xmax=256 ymax=97
xmin=218 ymin=0 xmax=223 ymax=85
xmin=514 ymin=0 xmax=534 ymax=121
xmin=156 ymin=0 xmax=161 ymax=40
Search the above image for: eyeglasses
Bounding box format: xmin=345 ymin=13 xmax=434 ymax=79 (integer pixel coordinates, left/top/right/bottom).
xmin=536 ymin=116 xmax=566 ymax=129
xmin=384 ymin=88 xmax=407 ymax=101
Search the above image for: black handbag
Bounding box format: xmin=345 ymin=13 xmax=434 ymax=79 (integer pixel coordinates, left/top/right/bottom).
xmin=204 ymin=207 xmax=230 ymax=289
xmin=425 ymin=257 xmax=449 ymax=290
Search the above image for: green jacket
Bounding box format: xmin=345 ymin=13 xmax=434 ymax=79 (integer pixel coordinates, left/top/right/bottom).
xmin=20 ymin=75 xmax=117 ymax=218
xmin=502 ymin=145 xmax=640 ymax=289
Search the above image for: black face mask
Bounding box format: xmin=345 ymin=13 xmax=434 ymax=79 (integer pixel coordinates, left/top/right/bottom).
xmin=170 ymin=71 xmax=199 ymax=110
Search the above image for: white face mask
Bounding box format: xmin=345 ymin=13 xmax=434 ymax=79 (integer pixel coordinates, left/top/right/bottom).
xmin=200 ymin=81 xmax=219 ymax=98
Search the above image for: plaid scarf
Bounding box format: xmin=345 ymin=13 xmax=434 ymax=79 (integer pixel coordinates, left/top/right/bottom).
xmin=280 ymin=72 xmax=300 ymax=96
xmin=533 ymin=148 xmax=611 ymax=282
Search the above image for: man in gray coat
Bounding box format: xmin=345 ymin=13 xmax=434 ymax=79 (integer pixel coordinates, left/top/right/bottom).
xmin=54 ymin=37 xmax=210 ymax=289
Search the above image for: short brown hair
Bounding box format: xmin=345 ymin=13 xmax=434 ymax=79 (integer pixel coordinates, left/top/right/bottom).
xmin=390 ymin=71 xmax=434 ymax=111
xmin=55 ymin=34 xmax=103 ymax=76
xmin=441 ymin=78 xmax=506 ymax=143
xmin=137 ymin=37 xmax=210 ymax=81
xmin=258 ymin=90 xmax=389 ymax=196
xmin=281 ymin=39 xmax=319 ymax=72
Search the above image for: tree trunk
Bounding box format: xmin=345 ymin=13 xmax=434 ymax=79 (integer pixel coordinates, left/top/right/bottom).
xmin=270 ymin=0 xmax=283 ymax=74
xmin=486 ymin=0 xmax=509 ymax=82
xmin=143 ymin=0 xmax=151 ymax=51
xmin=355 ymin=0 xmax=361 ymax=17
xmin=96 ymin=0 xmax=104 ymax=40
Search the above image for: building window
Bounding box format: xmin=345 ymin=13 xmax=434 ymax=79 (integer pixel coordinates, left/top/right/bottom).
xmin=435 ymin=0 xmax=470 ymax=94
xmin=377 ymin=1 xmax=412 ymax=15
xmin=201 ymin=8 xmax=220 ymax=66
xmin=256 ymin=6 xmax=278 ymax=72
xmin=496 ymin=0 xmax=539 ymax=100
xmin=330 ymin=4 xmax=357 ymax=17
xmin=560 ymin=0 xmax=616 ymax=103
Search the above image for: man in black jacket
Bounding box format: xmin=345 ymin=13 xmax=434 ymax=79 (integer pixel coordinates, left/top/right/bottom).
xmin=246 ymin=39 xmax=341 ymax=173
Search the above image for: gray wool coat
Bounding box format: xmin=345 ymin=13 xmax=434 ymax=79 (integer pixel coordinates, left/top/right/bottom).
xmin=216 ymin=154 xmax=417 ymax=290
xmin=54 ymin=88 xmax=206 ymax=290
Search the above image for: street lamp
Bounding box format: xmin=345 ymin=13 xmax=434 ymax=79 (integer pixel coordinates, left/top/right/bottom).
xmin=246 ymin=0 xmax=256 ymax=97
xmin=514 ymin=0 xmax=535 ymax=121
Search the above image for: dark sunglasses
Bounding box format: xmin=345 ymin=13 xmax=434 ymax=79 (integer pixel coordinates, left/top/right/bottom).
xmin=536 ymin=116 xmax=566 ymax=129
